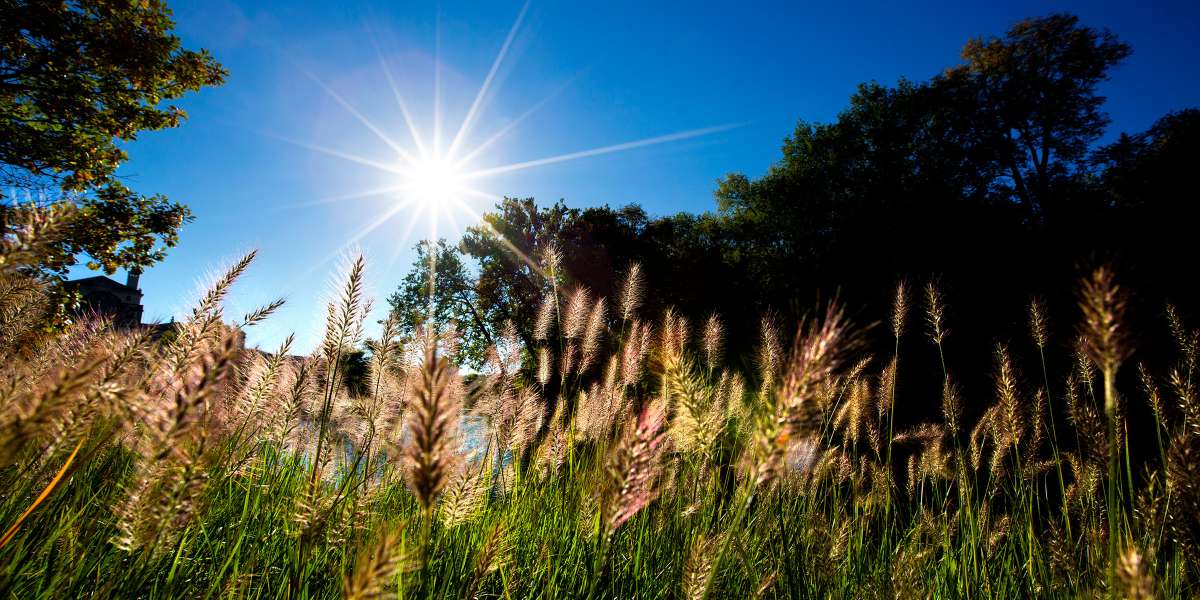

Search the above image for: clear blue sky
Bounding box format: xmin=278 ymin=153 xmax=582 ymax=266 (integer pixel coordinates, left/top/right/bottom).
xmin=79 ymin=0 xmax=1200 ymax=352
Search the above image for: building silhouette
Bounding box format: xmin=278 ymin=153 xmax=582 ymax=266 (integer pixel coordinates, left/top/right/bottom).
xmin=64 ymin=269 xmax=145 ymax=327
xmin=65 ymin=268 xmax=248 ymax=349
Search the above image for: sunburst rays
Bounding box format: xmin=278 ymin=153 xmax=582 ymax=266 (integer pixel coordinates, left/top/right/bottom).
xmin=287 ymin=1 xmax=738 ymax=273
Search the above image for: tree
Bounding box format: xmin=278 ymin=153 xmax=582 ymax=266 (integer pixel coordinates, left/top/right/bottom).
xmin=338 ymin=347 xmax=370 ymax=397
xmin=1090 ymin=109 xmax=1200 ymax=299
xmin=705 ymin=14 xmax=1157 ymax=399
xmin=714 ymin=79 xmax=1017 ymax=307
xmin=1 ymin=0 xmax=227 ymax=277
xmin=386 ymin=239 xmax=493 ymax=368
xmin=460 ymin=198 xmax=757 ymax=364
xmin=460 ymin=198 xmax=574 ymax=355
xmin=942 ymin=13 xmax=1131 ymax=219
xmin=712 ymin=14 xmax=1137 ymax=314
xmin=1095 ymin=109 xmax=1200 ymax=211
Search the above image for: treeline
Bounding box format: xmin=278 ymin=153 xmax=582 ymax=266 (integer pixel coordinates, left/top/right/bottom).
xmin=389 ymin=14 xmax=1199 ymax=421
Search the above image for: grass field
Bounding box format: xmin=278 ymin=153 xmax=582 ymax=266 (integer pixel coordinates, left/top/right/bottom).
xmin=1 ymin=248 xmax=1197 ymax=599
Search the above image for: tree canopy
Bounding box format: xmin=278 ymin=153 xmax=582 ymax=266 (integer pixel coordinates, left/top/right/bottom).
xmin=1 ymin=0 xmax=226 ymax=277
xmin=945 ymin=13 xmax=1132 ymax=218
xmin=386 ymin=239 xmax=494 ymax=368
xmin=387 ymin=14 xmax=1198 ymax=383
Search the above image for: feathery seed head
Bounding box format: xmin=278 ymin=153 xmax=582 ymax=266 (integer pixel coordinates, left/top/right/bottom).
xmin=402 ymin=345 xmax=461 ymax=513
xmin=878 ymin=358 xmax=896 ymax=418
xmin=924 ymin=281 xmax=948 ymax=346
xmin=534 ymin=297 xmax=556 ymax=341
xmin=942 ymin=377 xmax=962 ymax=437
xmin=580 ymin=297 xmax=607 ymax=373
xmin=1029 ymin=297 xmax=1048 ymax=349
xmin=1079 ymin=267 xmax=1128 ymax=376
xmin=621 ymin=320 xmax=653 ymax=388
xmin=660 ymin=308 xmax=690 ymax=365
xmin=468 ymin=520 xmax=512 ymax=597
xmin=993 ymin=344 xmax=1023 ymax=447
xmin=603 ymin=403 xmax=668 ymax=535
xmin=702 ymin=313 xmax=724 ymax=371
xmin=891 ymin=279 xmax=909 ymax=339
xmin=536 ymin=347 xmax=553 ymax=387
xmin=1116 ymin=545 xmax=1155 ymax=600
xmin=619 ymin=262 xmax=645 ymax=321
xmin=559 ymin=343 xmax=577 ymax=380
xmin=681 ymin=533 xmax=723 ymax=600
xmin=564 ymin=287 xmax=592 ymax=340
xmin=343 ymin=527 xmax=417 ymax=600
xmin=439 ymin=462 xmax=490 ymax=528
xmin=1138 ymin=363 xmax=1164 ymax=420
xmin=758 ymin=313 xmax=782 ymax=386
xmin=542 ymin=244 xmax=562 ymax=278
xmin=779 ymin=305 xmax=851 ymax=434
xmin=1164 ymin=303 xmax=1198 ymax=368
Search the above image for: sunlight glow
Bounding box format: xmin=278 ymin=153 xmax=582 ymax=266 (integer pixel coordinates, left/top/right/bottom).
xmin=405 ymin=157 xmax=464 ymax=209
xmin=289 ymin=3 xmax=741 ymax=275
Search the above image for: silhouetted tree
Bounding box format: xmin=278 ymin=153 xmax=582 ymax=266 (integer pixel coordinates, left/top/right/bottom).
xmin=941 ymin=13 xmax=1131 ymax=220
xmin=387 ymin=14 xmax=1196 ymax=408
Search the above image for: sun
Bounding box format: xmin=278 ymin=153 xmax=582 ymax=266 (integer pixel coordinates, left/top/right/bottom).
xmin=406 ymin=156 xmax=464 ymax=208
xmin=288 ymin=0 xmax=737 ymax=271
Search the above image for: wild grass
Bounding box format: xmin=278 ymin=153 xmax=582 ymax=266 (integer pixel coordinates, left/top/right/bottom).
xmin=1 ymin=211 xmax=1198 ymax=598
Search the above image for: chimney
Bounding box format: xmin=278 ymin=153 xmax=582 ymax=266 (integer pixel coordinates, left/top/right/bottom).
xmin=126 ymin=268 xmax=141 ymax=290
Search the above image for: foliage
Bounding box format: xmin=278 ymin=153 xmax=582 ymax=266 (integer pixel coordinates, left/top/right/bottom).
xmin=943 ymin=14 xmax=1132 ymax=216
xmin=714 ymin=14 xmax=1135 ymax=300
xmin=1 ymin=0 xmax=226 ymax=276
xmin=440 ymin=14 xmax=1197 ymax=381
xmin=458 ymin=197 xmax=574 ymax=355
xmin=457 ymin=198 xmax=742 ymax=361
xmin=386 ymin=239 xmax=492 ymax=368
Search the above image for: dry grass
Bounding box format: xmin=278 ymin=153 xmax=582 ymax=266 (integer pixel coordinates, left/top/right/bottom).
xmin=0 ymin=217 xmax=1198 ymax=597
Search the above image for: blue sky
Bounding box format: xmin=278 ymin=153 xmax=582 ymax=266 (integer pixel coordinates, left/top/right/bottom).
xmin=79 ymin=0 xmax=1200 ymax=352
